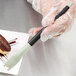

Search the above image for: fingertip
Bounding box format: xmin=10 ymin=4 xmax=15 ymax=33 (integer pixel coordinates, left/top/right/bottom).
xmin=40 ymin=33 xmax=49 ymax=42
xmin=40 ymin=27 xmax=52 ymax=42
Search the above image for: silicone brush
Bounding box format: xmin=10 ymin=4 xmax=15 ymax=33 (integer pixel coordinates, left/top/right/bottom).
xmin=4 ymin=2 xmax=73 ymax=70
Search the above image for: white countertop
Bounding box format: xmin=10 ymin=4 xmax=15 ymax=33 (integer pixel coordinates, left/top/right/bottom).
xmin=0 ymin=0 xmax=76 ymax=76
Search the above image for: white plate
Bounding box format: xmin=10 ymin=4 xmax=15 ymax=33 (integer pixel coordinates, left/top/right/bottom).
xmin=0 ymin=29 xmax=29 ymax=75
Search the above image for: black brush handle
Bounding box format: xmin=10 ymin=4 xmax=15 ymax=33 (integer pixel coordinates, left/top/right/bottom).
xmin=54 ymin=6 xmax=69 ymax=21
xmin=28 ymin=27 xmax=46 ymax=46
xmin=28 ymin=5 xmax=70 ymax=46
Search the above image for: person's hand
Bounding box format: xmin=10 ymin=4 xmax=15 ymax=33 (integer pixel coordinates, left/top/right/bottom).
xmin=28 ymin=0 xmax=76 ymax=42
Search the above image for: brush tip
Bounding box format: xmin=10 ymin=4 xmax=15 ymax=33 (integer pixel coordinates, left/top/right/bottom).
xmin=68 ymin=1 xmax=73 ymax=7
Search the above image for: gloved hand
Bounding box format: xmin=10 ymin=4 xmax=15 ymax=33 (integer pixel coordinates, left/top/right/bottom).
xmin=27 ymin=0 xmax=76 ymax=42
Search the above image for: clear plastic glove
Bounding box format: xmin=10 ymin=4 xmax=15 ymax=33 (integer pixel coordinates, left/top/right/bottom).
xmin=27 ymin=0 xmax=76 ymax=42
